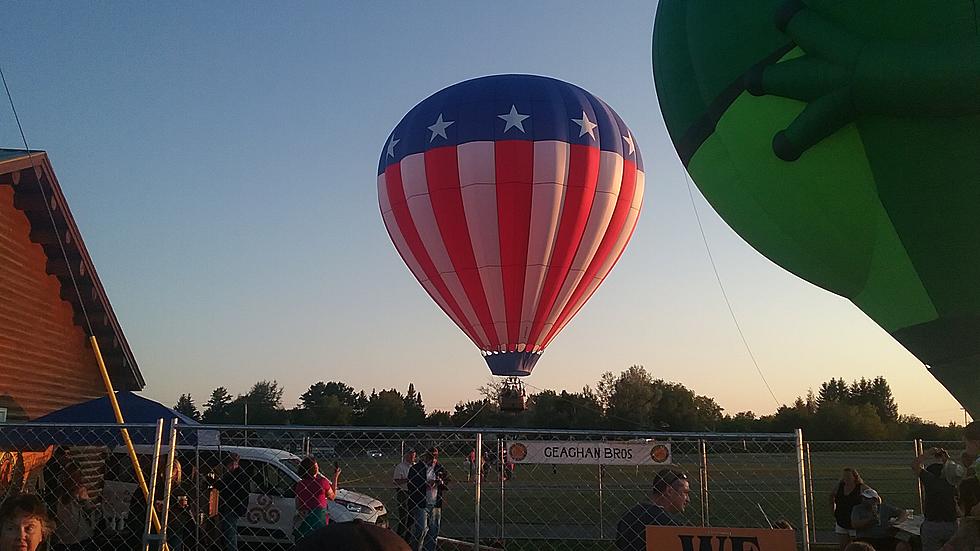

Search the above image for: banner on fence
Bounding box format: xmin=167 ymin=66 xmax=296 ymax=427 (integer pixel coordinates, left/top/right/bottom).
xmin=646 ymin=526 xmax=796 ymax=551
xmin=505 ymin=440 xmax=672 ymax=465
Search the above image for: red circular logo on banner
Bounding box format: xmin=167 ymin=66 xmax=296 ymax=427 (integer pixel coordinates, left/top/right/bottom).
xmin=650 ymin=445 xmax=670 ymax=463
xmin=508 ymin=443 xmax=528 ymax=462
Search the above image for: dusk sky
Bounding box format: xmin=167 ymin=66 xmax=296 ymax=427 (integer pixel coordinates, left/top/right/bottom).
xmin=1 ymin=2 xmax=967 ymax=425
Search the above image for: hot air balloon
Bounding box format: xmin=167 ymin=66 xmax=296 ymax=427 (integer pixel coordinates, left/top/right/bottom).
xmin=653 ymin=0 xmax=980 ymax=416
xmin=378 ymin=75 xmax=644 ymax=410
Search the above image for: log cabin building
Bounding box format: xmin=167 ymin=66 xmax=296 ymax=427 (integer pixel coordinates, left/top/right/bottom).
xmin=0 ymin=148 xmax=144 ymax=421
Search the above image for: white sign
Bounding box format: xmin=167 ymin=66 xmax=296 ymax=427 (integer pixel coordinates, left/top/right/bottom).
xmin=506 ymin=440 xmax=672 ymax=466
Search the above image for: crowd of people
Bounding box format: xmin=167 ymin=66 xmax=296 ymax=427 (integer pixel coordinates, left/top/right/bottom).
xmin=830 ymin=422 xmax=980 ymax=551
xmin=613 ymin=421 xmax=980 ymax=551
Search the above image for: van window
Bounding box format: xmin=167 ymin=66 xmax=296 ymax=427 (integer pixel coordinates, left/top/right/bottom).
xmin=238 ymin=459 xmax=294 ymax=498
xmin=281 ymin=458 xmax=300 ymax=477
xmin=261 ymin=463 xmax=295 ymax=498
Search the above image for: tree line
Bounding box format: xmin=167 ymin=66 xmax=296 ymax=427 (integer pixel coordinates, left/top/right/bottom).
xmin=172 ymin=366 xmax=964 ymax=440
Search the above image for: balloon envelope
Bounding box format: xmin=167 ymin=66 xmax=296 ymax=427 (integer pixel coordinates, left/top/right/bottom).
xmin=378 ymin=75 xmax=644 ymax=376
xmin=653 ymin=1 xmax=980 ymax=415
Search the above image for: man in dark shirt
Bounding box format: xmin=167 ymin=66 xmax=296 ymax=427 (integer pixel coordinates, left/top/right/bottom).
xmin=616 ymin=469 xmax=690 ymax=551
xmin=915 ymin=448 xmax=959 ymax=551
xmin=407 ymin=447 xmax=449 ymax=551
xmin=214 ymin=453 xmax=251 ymax=551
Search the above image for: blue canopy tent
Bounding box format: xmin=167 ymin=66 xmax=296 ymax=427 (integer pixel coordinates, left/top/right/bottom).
xmin=0 ymin=391 xmax=219 ymax=449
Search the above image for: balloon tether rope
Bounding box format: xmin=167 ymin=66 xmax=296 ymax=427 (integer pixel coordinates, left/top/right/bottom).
xmin=0 ymin=61 xmax=96 ymax=337
xmin=683 ymin=170 xmax=780 ymax=407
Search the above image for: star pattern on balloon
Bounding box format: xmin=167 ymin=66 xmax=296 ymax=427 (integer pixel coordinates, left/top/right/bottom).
xmin=427 ymin=114 xmax=455 ymax=142
xmin=622 ymin=132 xmax=635 ymax=156
xmin=498 ymin=105 xmax=530 ymax=133
xmin=386 ymin=137 xmax=399 ymax=157
xmin=572 ymin=111 xmax=598 ymax=139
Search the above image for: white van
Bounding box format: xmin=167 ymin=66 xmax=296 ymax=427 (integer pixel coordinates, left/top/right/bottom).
xmin=102 ymin=445 xmax=388 ymax=545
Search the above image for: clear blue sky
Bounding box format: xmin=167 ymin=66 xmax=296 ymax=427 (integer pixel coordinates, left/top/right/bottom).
xmin=1 ymin=1 xmax=966 ymax=424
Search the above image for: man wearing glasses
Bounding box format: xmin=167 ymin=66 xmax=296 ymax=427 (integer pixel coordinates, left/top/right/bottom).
xmin=616 ymin=469 xmax=691 ymax=551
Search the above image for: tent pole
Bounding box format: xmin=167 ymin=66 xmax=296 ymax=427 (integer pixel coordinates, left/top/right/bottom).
xmin=90 ymin=335 xmax=168 ymax=547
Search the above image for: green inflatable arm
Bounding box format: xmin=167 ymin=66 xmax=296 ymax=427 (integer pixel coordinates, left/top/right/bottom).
xmin=748 ymin=0 xmax=980 ymax=160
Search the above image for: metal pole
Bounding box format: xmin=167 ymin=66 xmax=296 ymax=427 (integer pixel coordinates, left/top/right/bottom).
xmin=598 ymin=463 xmax=604 ymax=539
xmin=243 ymin=403 xmax=248 ymax=446
xmin=143 ymin=419 xmax=165 ymax=551
xmin=499 ymin=438 xmax=504 ymax=543
xmin=699 ymin=439 xmax=709 ymax=526
xmin=195 ymin=436 xmax=201 ymax=551
xmin=90 ymin=336 xmax=166 ymax=540
xmin=474 ymin=433 xmax=482 ymax=551
xmin=795 ymin=429 xmax=811 ymax=551
xmin=805 ymin=442 xmax=817 ymax=543
xmin=160 ymin=420 xmax=179 ymax=549
xmin=915 ymin=439 xmax=925 ymax=514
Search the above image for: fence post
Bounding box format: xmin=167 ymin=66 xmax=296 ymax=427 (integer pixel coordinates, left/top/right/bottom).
xmin=143 ymin=419 xmax=165 ymax=551
xmin=805 ymin=442 xmax=816 ymax=543
xmin=795 ymin=429 xmax=811 ymax=551
xmin=195 ymin=433 xmax=201 ymax=551
xmin=474 ymin=432 xmax=482 ymax=551
xmin=499 ymin=437 xmax=505 ymax=542
xmin=699 ymin=439 xmax=709 ymax=527
xmin=160 ymin=420 xmax=179 ymax=549
xmin=598 ymin=463 xmax=604 ymax=539
xmin=915 ymin=439 xmax=924 ymax=513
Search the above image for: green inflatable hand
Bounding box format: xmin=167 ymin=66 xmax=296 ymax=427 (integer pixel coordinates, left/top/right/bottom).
xmin=653 ymin=0 xmax=980 ymax=416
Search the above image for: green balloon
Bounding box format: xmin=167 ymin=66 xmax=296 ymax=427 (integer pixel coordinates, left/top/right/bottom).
xmin=653 ymin=0 xmax=980 ymax=416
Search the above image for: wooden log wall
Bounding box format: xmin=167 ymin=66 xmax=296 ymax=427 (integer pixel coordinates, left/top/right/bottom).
xmin=0 ymin=154 xmax=142 ymax=418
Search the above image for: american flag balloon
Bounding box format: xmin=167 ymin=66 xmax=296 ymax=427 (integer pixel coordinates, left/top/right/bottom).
xmin=378 ymin=74 xmax=644 ymax=377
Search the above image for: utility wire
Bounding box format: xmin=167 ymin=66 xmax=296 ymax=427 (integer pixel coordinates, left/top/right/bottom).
xmin=0 ymin=62 xmax=96 ymax=337
xmin=682 ymin=169 xmax=781 ymax=407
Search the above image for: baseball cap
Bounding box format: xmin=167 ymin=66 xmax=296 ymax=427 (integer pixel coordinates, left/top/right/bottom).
xmin=861 ymin=487 xmax=880 ymax=500
xmin=291 ymin=520 xmax=410 ymax=551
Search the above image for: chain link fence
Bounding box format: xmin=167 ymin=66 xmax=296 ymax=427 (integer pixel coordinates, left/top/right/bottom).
xmin=1 ymin=419 xmax=961 ymax=551
xmin=0 ymin=422 xmax=813 ymax=550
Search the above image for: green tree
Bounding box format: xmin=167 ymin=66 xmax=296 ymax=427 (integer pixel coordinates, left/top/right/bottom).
xmin=354 ymin=391 xmax=370 ymax=417
xmin=808 ymin=402 xmax=888 ymax=440
xmin=694 ymin=394 xmax=724 ymax=428
xmin=718 ymin=411 xmax=759 ymax=432
xmin=424 ymin=410 xmax=453 ymax=426
xmin=766 ymin=398 xmax=815 ymax=433
xmin=451 ymin=399 xmax=499 ymax=427
xmin=403 ymin=383 xmax=426 ymax=426
xmin=300 ymin=382 xmax=360 ymax=410
xmin=649 ymin=381 xmax=703 ymax=431
xmin=202 ymin=387 xmax=234 ymax=423
xmin=528 ymin=389 xmax=604 ymax=429
xmin=359 ymin=389 xmax=407 ymax=426
xmin=850 ymin=376 xmax=899 ymax=422
xmin=817 ymin=378 xmax=850 ymax=406
xmin=174 ymin=393 xmax=201 ymax=421
xmin=605 ymin=365 xmax=660 ymax=429
xmin=292 ymin=396 xmax=354 ymax=426
xmin=596 ymin=371 xmax=617 ymax=412
xmin=235 ymin=380 xmax=288 ymax=425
